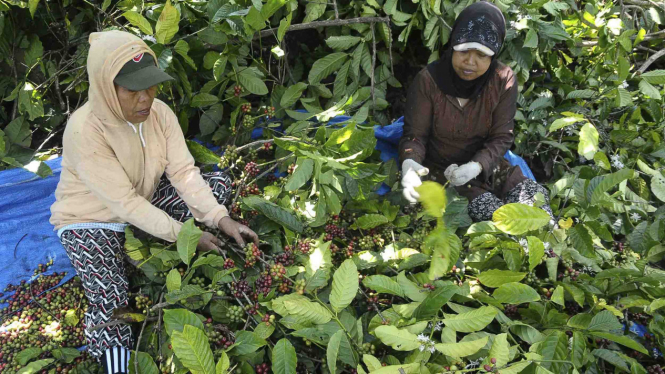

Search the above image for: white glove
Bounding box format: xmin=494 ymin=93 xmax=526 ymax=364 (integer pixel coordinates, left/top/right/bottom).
xmin=447 ymin=161 xmax=482 ymax=186
xmin=401 ymin=159 xmax=429 ymax=204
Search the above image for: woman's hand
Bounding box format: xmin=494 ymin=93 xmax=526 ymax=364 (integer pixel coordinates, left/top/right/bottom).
xmin=401 ymin=159 xmax=429 ymax=204
xmin=218 ymin=216 xmax=259 ymax=247
xmin=197 ymin=231 xmax=223 ymax=253
xmin=447 ymin=161 xmax=482 ymax=186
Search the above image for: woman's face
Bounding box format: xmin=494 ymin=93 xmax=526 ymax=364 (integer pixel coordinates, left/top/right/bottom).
xmin=452 ymin=49 xmax=492 ymax=81
xmin=115 ymin=85 xmax=157 ymax=124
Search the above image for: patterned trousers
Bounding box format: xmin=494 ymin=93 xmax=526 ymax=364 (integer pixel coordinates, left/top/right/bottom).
xmin=59 ymin=172 xmax=232 ymax=360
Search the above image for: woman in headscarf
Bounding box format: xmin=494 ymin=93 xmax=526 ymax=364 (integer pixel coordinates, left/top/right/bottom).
xmin=50 ymin=30 xmax=258 ymax=374
xmin=399 ymin=1 xmax=552 ymax=221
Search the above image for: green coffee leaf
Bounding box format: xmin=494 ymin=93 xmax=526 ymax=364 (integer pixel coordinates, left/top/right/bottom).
xmin=362 ymin=275 xmax=404 ymax=297
xmin=166 ymin=268 xmax=181 ymax=292
xmin=216 ymin=351 xmax=230 ymax=374
xmin=177 ymin=219 xmax=202 ymax=266
xmin=442 ymin=306 xmax=497 ymax=333
xmin=492 ymin=282 xmax=540 ymax=304
xmin=527 ymin=236 xmax=545 ymax=271
xmin=478 ymin=269 xmax=526 ymax=287
xmin=170 ymin=325 xmax=216 ymax=374
xmin=588 ymin=332 xmax=648 ymax=354
xmin=232 ymin=331 xmax=268 ymax=356
xmin=374 ymin=325 xmax=421 ymax=351
xmin=155 ymin=0 xmax=179 ymax=44
xmin=18 ymin=359 xmax=54 ymax=374
xmin=238 ymin=69 xmax=269 ymax=95
xmin=434 ymin=336 xmax=488 ymax=357
xmin=492 ymin=203 xmax=551 ymax=235
xmin=415 ymin=181 xmax=447 ymax=217
xmin=123 ymin=11 xmax=154 ymax=35
xmin=163 ymin=308 xmax=205 ymax=336
xmin=285 ymin=159 xmax=314 ymax=191
xmin=309 ymin=53 xmax=348 ymax=84
xmin=330 ymin=259 xmax=359 ymax=312
xmin=272 ymin=338 xmax=297 ymax=374
xmin=579 ymin=122 xmax=599 ymax=159
xmin=129 ymin=351 xmax=159 ymax=374
xmin=15 ymin=348 xmax=42 ymax=366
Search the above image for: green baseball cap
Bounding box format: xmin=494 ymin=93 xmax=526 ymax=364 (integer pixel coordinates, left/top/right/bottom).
xmin=113 ymin=53 xmax=175 ymax=91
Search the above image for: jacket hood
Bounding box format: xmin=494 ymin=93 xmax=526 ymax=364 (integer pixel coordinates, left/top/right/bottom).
xmin=87 ymin=31 xmax=158 ymax=126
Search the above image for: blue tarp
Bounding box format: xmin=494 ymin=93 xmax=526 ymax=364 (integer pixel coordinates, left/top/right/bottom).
xmin=0 ymin=116 xmax=534 ymax=298
xmin=0 ymin=157 xmax=76 ymax=308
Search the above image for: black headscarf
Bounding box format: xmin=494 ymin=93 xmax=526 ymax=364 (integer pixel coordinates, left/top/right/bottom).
xmin=427 ymin=1 xmax=507 ymax=100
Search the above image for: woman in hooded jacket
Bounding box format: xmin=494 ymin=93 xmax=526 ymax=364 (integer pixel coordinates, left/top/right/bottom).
xmin=50 ymin=30 xmax=257 ymax=373
xmin=399 ymin=1 xmax=553 ymax=222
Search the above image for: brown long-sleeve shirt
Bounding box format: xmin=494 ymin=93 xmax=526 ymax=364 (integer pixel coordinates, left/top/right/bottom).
xmin=399 ymin=62 xmax=518 ymax=182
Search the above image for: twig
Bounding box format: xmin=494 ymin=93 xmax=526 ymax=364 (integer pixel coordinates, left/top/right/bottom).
xmin=13 ymin=234 xmax=28 ymax=259
xmin=236 ymin=139 xmax=274 ymax=153
xmin=256 ymin=17 xmax=390 ymax=39
xmin=637 ymin=48 xmax=665 ymax=74
xmin=370 ymin=23 xmax=377 ymax=116
xmin=135 ymin=307 xmax=151 ymax=374
xmin=358 ymin=287 xmax=386 ymax=323
xmin=332 ymin=0 xmax=339 ymax=19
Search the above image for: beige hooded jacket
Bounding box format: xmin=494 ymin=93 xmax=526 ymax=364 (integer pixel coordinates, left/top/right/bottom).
xmin=50 ymin=31 xmax=228 ymax=242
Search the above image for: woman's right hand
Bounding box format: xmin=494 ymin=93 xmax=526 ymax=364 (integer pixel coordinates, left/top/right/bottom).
xmin=401 ymin=159 xmax=429 ymax=204
xmin=197 ymin=231 xmax=223 ymax=253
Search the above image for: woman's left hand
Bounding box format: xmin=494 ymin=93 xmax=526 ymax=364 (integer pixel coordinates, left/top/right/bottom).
xmin=218 ymin=216 xmax=259 ymax=247
xmin=449 ymin=161 xmax=482 ymax=186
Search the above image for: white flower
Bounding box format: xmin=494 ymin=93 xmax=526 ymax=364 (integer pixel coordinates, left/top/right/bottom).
xmin=568 ymin=337 xmax=573 ymax=350
xmin=419 ymin=345 xmax=426 ymax=352
xmin=544 ymin=242 xmax=551 ymax=250
xmin=429 ymin=346 xmax=436 ymax=354
xmin=417 ymin=333 xmax=430 ymax=343
xmin=630 ymin=212 xmax=642 ymax=222
xmin=579 ymin=155 xmax=587 ymax=163
xmin=519 ymin=238 xmax=528 ymax=247
xmin=434 ymin=321 xmax=443 ymax=331
xmin=565 ymin=127 xmax=576 ymax=136
xmin=582 ymin=265 xmax=595 ymax=274
xmin=614 ymin=218 xmax=623 ymax=228
xmin=509 ymin=21 xmax=516 ymax=27
xmin=620 ymin=81 xmax=629 ymax=89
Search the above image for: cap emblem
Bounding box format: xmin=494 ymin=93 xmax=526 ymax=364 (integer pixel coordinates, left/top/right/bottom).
xmin=132 ymin=53 xmax=144 ymax=63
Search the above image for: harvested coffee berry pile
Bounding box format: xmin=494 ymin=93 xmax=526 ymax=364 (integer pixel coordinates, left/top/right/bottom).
xmin=0 ymin=264 xmax=98 ymax=373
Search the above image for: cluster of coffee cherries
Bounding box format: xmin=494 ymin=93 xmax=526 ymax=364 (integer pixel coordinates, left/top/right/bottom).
xmin=324 ymin=224 xmax=346 ymax=241
xmin=239 ymin=183 xmax=260 ymax=197
xmin=541 ymin=287 xmax=555 ymax=299
xmin=648 ymin=365 xmax=665 ymax=374
xmin=255 ymin=363 xmax=270 ymax=374
xmin=134 ymin=294 xmax=153 ymax=314
xmin=504 ymin=304 xmax=519 ymax=319
xmin=483 ymin=358 xmax=499 ymax=372
xmin=219 ymin=145 xmax=238 ymax=169
xmin=359 ymin=235 xmax=385 ymax=251
xmin=240 ymin=103 xmax=251 ymax=113
xmin=294 ymin=279 xmax=306 ymax=295
xmin=233 ymin=85 xmax=243 ymax=97
xmin=244 ymin=243 xmax=262 ymax=267
xmin=230 ymin=279 xmax=251 ymax=298
xmin=244 ymin=161 xmax=260 ymax=177
xmin=269 ymin=263 xmax=286 ymax=281
xmin=0 ymin=269 xmax=96 ymax=373
xmin=204 ymin=319 xmax=234 ymax=349
xmin=225 ymin=305 xmax=244 ymax=323
xmin=274 ymin=250 xmax=295 ymax=267
xmin=223 ymin=258 xmax=235 ymax=269
xmin=558 ymin=259 xmax=580 ymax=282
xmin=261 ymin=313 xmax=275 ymax=326
xmin=262 ymin=106 xmax=276 ymax=118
